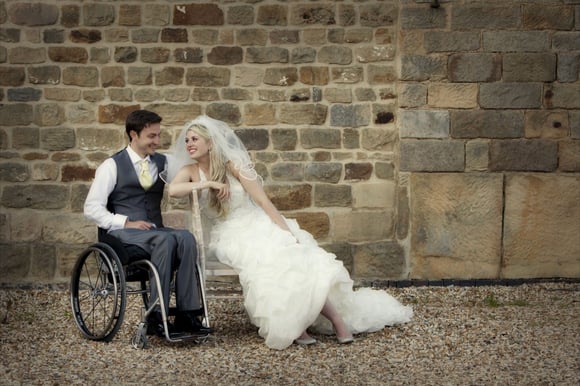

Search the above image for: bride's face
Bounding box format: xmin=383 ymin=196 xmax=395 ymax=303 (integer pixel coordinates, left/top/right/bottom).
xmin=185 ymin=130 xmax=211 ymax=160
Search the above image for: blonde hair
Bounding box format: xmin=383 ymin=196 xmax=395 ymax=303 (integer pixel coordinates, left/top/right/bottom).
xmin=187 ymin=123 xmax=228 ymax=217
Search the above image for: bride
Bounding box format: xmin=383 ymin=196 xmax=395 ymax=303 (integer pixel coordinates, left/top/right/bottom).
xmin=167 ymin=116 xmax=413 ymax=350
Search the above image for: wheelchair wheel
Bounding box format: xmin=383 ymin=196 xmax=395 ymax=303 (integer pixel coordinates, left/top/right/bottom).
xmin=70 ymin=243 xmax=127 ymax=342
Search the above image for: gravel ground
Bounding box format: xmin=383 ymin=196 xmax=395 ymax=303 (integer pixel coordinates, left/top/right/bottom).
xmin=0 ymin=281 xmax=578 ymax=386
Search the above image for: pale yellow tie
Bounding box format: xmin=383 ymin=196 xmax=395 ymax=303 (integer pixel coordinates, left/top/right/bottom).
xmin=139 ymin=159 xmax=153 ymax=190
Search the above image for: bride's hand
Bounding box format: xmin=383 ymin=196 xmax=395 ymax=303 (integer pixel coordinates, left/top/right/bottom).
xmin=211 ymin=181 xmax=230 ymax=200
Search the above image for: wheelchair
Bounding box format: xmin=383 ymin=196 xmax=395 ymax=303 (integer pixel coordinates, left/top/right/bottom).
xmin=70 ymin=227 xmax=210 ymax=349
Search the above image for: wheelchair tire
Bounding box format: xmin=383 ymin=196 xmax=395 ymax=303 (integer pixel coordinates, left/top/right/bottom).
xmin=70 ymin=243 xmax=127 ymax=342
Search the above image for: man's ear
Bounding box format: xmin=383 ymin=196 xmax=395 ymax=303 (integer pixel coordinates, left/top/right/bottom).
xmin=129 ymin=130 xmax=138 ymax=142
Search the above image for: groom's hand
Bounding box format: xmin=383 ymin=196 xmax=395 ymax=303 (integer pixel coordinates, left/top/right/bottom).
xmin=126 ymin=220 xmax=155 ymax=230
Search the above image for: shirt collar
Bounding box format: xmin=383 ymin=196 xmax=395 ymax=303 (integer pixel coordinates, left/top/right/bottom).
xmin=126 ymin=145 xmax=150 ymax=165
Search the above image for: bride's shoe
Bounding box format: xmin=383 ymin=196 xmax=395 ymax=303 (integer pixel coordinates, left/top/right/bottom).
xmin=337 ymin=334 xmax=354 ymax=344
xmin=295 ymin=336 xmax=317 ymax=345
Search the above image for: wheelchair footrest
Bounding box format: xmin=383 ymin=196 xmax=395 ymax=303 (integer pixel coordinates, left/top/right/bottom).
xmin=168 ymin=331 xmax=211 ymax=342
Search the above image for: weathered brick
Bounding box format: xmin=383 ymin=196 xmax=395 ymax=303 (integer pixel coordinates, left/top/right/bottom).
xmin=83 ymin=4 xmax=115 ymax=26
xmin=108 ymin=88 xmax=132 ymax=102
xmin=208 ymin=46 xmax=243 ymax=65
xmin=174 ymin=48 xmax=203 ymax=64
xmin=345 ymin=162 xmax=372 ymax=181
xmin=161 ymin=28 xmax=187 ymax=43
xmin=191 ymin=88 xmax=219 ymax=101
xmin=401 ymin=54 xmax=446 ymax=81
xmin=400 ymin=110 xmax=449 ymax=138
xmin=61 ymin=5 xmax=79 ymax=28
xmin=490 ymin=139 xmax=558 ymax=172
xmin=119 ymin=4 xmax=141 ymax=26
xmin=155 ymin=67 xmax=184 ymax=86
xmin=0 ymin=67 xmax=25 ymax=86
xmin=483 ymin=31 xmax=550 ymax=52
xmin=271 ymin=163 xmax=303 ymax=181
xmin=290 ymin=4 xmax=335 ymax=26
xmin=114 ymin=46 xmax=138 ymax=63
xmin=503 ymin=53 xmax=556 ymax=82
xmin=246 ymin=47 xmax=288 ymax=64
xmin=428 ymin=83 xmax=477 ymax=109
xmin=557 ymin=53 xmax=580 ymax=83
xmin=62 ymin=66 xmax=98 ymax=87
xmin=40 ymin=127 xmax=74 ymax=150
xmin=70 ymin=29 xmax=101 ymax=44
xmin=318 ymin=46 xmax=352 ymax=65
xmin=264 ymin=67 xmax=297 ymax=86
xmin=480 ymin=83 xmax=542 ymax=109
xmin=173 ymin=4 xmax=224 ymax=25
xmin=368 ymin=64 xmax=396 ymax=84
xmin=104 ymin=29 xmax=129 ymax=43
xmin=12 ymin=127 xmax=39 ymax=149
xmin=398 ymin=83 xmax=426 ymax=108
xmin=544 ymin=83 xmax=580 ymax=109
xmin=186 ymin=67 xmax=230 ymax=87
xmin=127 ymin=67 xmax=152 ymax=85
xmin=270 ymin=30 xmax=299 ymax=44
xmin=314 ymin=184 xmax=351 ymax=207
xmin=143 ymin=103 xmax=201 ymax=127
xmin=48 ymin=47 xmax=88 ymax=64
xmin=306 ymin=162 xmax=344 ymax=183
xmin=570 ymin=111 xmax=580 ymax=139
xmin=335 ymin=210 xmax=394 ymax=242
xmin=299 ymin=66 xmax=329 ymax=86
xmin=131 ymin=28 xmax=160 ymax=44
xmin=552 ymin=32 xmax=580 ymax=51
xmin=448 ymin=53 xmax=501 ymax=82
xmin=330 ymin=104 xmax=369 ymax=128
xmin=330 ymin=66 xmax=364 ymax=84
xmin=400 ymin=140 xmax=465 ymax=172
xmin=452 ymin=5 xmax=520 ymax=30
xmin=101 ymin=66 xmax=125 ymax=88
xmin=7 ymin=88 xmax=42 ymax=102
xmin=237 ymin=29 xmax=268 ymax=46
xmin=98 ymin=104 xmax=140 ymax=125
xmin=227 ymin=5 xmax=253 ymax=25
xmin=286 ymin=212 xmax=329 ymax=239
xmin=359 ymin=3 xmax=397 ymax=27
xmin=524 ymin=111 xmax=568 ymax=139
xmin=90 ymin=47 xmax=109 ymax=64
xmin=8 ymin=3 xmax=58 ymax=26
xmin=425 ymin=31 xmax=480 ymax=52
xmin=244 ymin=104 xmax=276 ymax=126
xmin=0 ymin=243 xmax=30 ymax=280
xmin=206 ymin=103 xmax=242 ymax=125
xmin=451 ymin=110 xmax=524 ymax=139
xmin=9 ymin=47 xmax=45 ymax=64
xmin=325 ymin=88 xmax=351 ymax=103
xmin=401 ymin=6 xmax=447 ymax=29
xmin=28 ymin=66 xmax=59 ymax=85
xmin=523 ymin=5 xmax=574 ymax=30
xmin=0 ymin=162 xmax=28 ymax=182
xmin=30 ymin=243 xmax=56 ymax=280
xmin=143 ymin=4 xmax=170 ymax=26
xmin=265 ymin=184 xmax=311 ymax=210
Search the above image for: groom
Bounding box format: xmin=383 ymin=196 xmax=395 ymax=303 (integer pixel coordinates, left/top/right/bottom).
xmin=84 ymin=109 xmax=212 ymax=337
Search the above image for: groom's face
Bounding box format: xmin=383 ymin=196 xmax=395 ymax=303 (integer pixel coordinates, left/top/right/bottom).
xmin=131 ymin=123 xmax=161 ymax=158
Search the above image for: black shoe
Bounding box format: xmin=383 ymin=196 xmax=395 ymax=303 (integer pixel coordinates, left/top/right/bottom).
xmin=174 ymin=311 xmax=213 ymax=335
xmin=146 ymin=311 xmax=175 ymax=337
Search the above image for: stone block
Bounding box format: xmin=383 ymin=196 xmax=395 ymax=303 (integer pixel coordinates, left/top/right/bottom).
xmin=101 ymin=66 xmax=125 ymax=88
xmin=34 ymin=104 xmax=65 ymax=126
xmin=131 ymin=28 xmax=160 ymax=44
xmin=400 ymin=54 xmax=446 ymax=81
xmin=410 ymin=173 xmax=503 ymax=279
xmin=1 ymin=184 xmax=69 ymax=209
xmin=490 ymin=139 xmax=558 ymax=172
xmin=186 ymin=67 xmax=230 ymax=87
xmin=9 ymin=209 xmax=42 ymax=241
xmin=305 ymin=163 xmax=342 ymax=183
xmin=0 ymin=162 xmax=28 ymax=182
xmin=361 ymin=128 xmax=395 ymax=152
xmin=155 ymin=67 xmax=184 ymax=86
xmin=290 ymin=3 xmax=335 ymax=26
xmin=265 ymin=184 xmax=311 ymax=210
xmin=141 ymin=47 xmax=170 ymax=63
xmin=333 ymin=210 xmax=394 ymax=242
xmin=42 ymin=214 xmax=95 ymax=244
xmin=557 ymin=53 xmax=579 ymax=83
xmin=451 ymin=110 xmax=524 ymax=139
xmin=67 ymin=104 xmax=96 ymax=124
xmin=482 ymin=31 xmax=549 ymax=52
xmin=8 ymin=47 xmax=45 ymax=64
xmin=331 ymin=66 xmax=364 ymax=84
xmin=221 ymin=88 xmax=251 ymax=101
xmin=105 ymin=29 xmax=129 ymax=43
xmin=271 ymin=163 xmax=303 ymax=181
xmin=43 ymin=29 xmax=65 ymax=44
xmin=552 ymin=32 xmax=580 ymax=51
xmin=400 ymin=110 xmax=449 ymax=139
xmin=173 ymin=4 xmax=224 ymax=25
xmin=299 ymin=66 xmax=329 ymax=86
xmin=192 ymin=88 xmax=219 ymax=101
xmin=208 ymin=46 xmax=243 ymax=65
xmin=352 ymin=182 xmax=395 ymax=209
xmin=44 ymin=88 xmax=81 ymax=102
xmin=63 ymin=66 xmax=99 ymax=87
xmin=40 ymin=127 xmax=74 ymax=151
xmin=524 ymin=111 xmax=568 ymax=139
xmin=368 ymin=64 xmax=396 ymax=84
xmin=503 ymin=53 xmax=556 ymax=82
xmin=227 ymin=5 xmax=253 ymax=25
xmin=0 ymin=67 xmax=25 ymax=86
xmin=314 ymin=184 xmax=351 ymax=207
xmin=7 ymin=88 xmax=42 ymax=102
xmin=545 ymin=83 xmax=580 ymax=109
xmin=30 ymin=244 xmax=56 ymax=281
xmin=174 ymin=48 xmax=203 ymax=64
xmin=270 ymin=129 xmax=296 ymax=151
xmin=396 ymin=185 xmax=410 ymax=240
xmin=28 ymin=66 xmax=60 ymax=85
xmin=330 ymin=104 xmax=369 ymax=128
xmin=61 ymin=5 xmax=79 ymax=28
xmin=428 ymin=83 xmax=477 ymax=109
xmin=0 ymin=243 xmax=30 ymax=281
xmin=31 ymin=163 xmax=59 ymax=181
xmin=12 ymin=127 xmax=39 ymax=148
xmin=144 ymin=4 xmax=170 ymax=26
xmin=424 ymin=31 xmax=480 ymax=52
xmin=400 ymin=6 xmax=446 ymax=30
xmin=559 ymin=140 xmax=580 ymax=172
xmin=322 ymin=242 xmax=353 ymax=273
xmin=466 ymin=140 xmax=489 ymax=172
xmin=83 ymin=4 xmax=115 ymax=26
xmin=398 ymin=83 xmax=426 ymax=108
xmin=257 ymin=5 xmax=287 ymax=26
xmin=400 ymin=140 xmax=464 ymax=172
xmin=300 ymin=129 xmax=341 ymax=149
xmin=145 ymin=103 xmax=202 ymax=126
xmin=77 ymin=127 xmax=122 ymax=151
xmin=279 ymin=104 xmax=327 ymax=125
xmin=286 ymin=212 xmax=329 ymax=239
xmin=523 ymin=4 xmax=575 ymax=30
xmin=448 ymin=53 xmax=501 ymax=82
xmin=353 ymin=241 xmax=405 ymax=279
xmin=119 ymin=4 xmax=141 ymax=26
xmin=503 ymin=174 xmax=580 ymax=278
xmin=345 ymin=163 xmax=372 ymax=181
xmin=480 ymin=83 xmax=542 ymax=109
xmin=98 ymin=104 xmax=140 ymax=125
xmin=8 ymin=3 xmax=58 ymax=26
xmin=57 ymin=244 xmax=89 ymax=280
xmin=237 ymin=29 xmax=268 ymax=46
xmin=206 ymin=103 xmax=241 ymax=126
xmin=452 ymin=5 xmax=520 ymax=30
xmin=571 ymin=111 xmax=580 ymax=139
xmin=359 ymin=3 xmax=397 ymax=27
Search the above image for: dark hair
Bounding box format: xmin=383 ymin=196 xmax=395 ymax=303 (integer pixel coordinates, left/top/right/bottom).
xmin=125 ymin=110 xmax=162 ymax=142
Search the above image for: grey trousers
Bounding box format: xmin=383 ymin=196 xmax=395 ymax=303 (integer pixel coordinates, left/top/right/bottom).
xmin=109 ymin=227 xmax=201 ymax=314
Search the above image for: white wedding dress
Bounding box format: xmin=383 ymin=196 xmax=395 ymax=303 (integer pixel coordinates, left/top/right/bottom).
xmin=199 ymin=171 xmax=413 ymax=349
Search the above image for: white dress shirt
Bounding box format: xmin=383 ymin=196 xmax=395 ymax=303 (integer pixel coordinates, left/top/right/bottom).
xmin=84 ymin=146 xmax=160 ymax=231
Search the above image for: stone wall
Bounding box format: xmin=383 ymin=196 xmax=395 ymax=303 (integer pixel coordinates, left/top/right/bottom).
xmin=0 ymin=0 xmax=578 ymax=285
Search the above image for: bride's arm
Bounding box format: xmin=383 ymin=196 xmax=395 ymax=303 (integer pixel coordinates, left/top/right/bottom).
xmin=230 ymin=164 xmax=292 ymax=233
xmin=168 ymin=164 xmax=229 ymax=199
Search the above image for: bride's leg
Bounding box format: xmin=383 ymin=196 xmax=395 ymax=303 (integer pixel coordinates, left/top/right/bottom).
xmin=320 ymin=300 xmax=352 ymax=339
